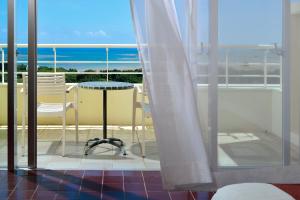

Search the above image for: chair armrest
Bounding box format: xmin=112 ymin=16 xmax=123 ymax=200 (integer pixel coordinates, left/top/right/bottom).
xmin=66 ymin=84 xmax=78 ymax=93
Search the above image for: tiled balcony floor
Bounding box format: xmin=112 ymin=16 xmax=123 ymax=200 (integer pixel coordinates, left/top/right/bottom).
xmin=31 ymin=126 xmax=159 ymax=170
xmin=1 ymin=125 xmax=297 ymax=169
xmin=0 ymin=170 xmax=214 ymax=200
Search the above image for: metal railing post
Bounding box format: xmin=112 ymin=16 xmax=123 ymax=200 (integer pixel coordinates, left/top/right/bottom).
xmin=263 ymin=50 xmax=268 ymax=88
xmin=1 ymin=48 xmax=4 ymax=83
xmin=106 ymin=47 xmax=109 ymax=81
xmin=280 ymin=55 xmax=283 ymax=90
xmin=225 ymin=50 xmax=229 ymax=88
xmin=53 ymin=47 xmax=57 ymax=73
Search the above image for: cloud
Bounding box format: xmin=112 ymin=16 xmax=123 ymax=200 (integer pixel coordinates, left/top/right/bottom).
xmin=86 ymin=30 xmax=108 ymax=37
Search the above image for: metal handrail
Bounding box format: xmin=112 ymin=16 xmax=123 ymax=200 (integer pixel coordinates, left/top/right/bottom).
xmin=0 ymin=44 xmax=282 ymax=88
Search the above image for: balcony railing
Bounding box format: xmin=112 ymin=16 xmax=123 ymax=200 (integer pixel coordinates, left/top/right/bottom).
xmin=0 ymin=44 xmax=282 ymax=88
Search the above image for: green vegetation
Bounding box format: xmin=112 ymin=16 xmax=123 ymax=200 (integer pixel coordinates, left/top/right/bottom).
xmin=0 ymin=64 xmax=143 ymax=83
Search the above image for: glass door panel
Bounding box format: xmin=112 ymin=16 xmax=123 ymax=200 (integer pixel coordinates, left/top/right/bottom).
xmin=290 ymin=0 xmax=300 ymax=164
xmin=16 ymin=0 xmax=28 ymax=167
xmin=0 ymin=0 xmax=8 ymax=168
xmin=217 ymin=0 xmax=283 ymax=167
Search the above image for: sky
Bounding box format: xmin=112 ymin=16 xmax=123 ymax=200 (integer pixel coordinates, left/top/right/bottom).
xmin=0 ymin=0 xmax=299 ymax=45
xmin=1 ymin=0 xmax=136 ymax=44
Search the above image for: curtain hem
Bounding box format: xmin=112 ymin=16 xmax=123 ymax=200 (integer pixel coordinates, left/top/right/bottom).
xmin=161 ymin=161 xmax=213 ymax=190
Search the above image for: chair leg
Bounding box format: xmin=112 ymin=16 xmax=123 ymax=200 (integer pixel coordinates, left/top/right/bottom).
xmin=75 ymin=87 xmax=79 ymax=143
xmin=141 ymin=110 xmax=146 ymax=158
xmin=21 ymin=108 xmax=26 ymax=157
xmin=75 ymin=108 xmax=79 ymax=143
xmin=132 ymin=106 xmax=137 ymax=143
xmin=62 ymin=114 xmax=66 ymax=156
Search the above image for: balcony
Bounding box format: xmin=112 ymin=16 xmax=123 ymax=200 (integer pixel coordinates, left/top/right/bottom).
xmin=0 ymin=43 xmax=293 ymax=170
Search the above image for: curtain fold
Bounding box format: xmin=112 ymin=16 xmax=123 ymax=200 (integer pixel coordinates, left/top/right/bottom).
xmin=130 ymin=0 xmax=212 ymax=190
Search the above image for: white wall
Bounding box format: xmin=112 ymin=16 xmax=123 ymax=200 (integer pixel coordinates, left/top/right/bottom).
xmin=197 ymin=87 xmax=281 ymax=136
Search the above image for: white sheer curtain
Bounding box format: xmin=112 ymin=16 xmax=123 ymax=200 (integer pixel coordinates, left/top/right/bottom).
xmin=130 ymin=0 xmax=212 ymax=190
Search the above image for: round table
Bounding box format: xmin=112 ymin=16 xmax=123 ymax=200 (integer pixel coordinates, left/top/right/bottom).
xmin=79 ymin=81 xmax=134 ymax=155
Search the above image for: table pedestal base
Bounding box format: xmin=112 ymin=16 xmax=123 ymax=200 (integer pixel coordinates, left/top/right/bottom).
xmin=84 ymin=137 xmax=127 ymax=156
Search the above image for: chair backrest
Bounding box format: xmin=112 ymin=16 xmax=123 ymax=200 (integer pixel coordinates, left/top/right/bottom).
xmin=23 ymin=73 xmax=66 ymax=97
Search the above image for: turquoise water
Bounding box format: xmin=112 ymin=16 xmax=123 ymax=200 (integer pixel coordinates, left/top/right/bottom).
xmin=2 ymin=47 xmax=281 ymax=75
xmin=3 ymin=48 xmax=141 ymax=71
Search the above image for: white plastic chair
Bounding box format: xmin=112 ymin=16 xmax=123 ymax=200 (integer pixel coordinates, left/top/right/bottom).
xmin=212 ymin=183 xmax=295 ymax=200
xmin=132 ymin=83 xmax=151 ymax=157
xmin=21 ymin=73 xmax=79 ymax=156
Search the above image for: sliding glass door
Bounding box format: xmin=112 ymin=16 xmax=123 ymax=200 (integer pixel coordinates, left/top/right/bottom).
xmin=0 ymin=0 xmax=8 ymax=168
xmin=16 ymin=0 xmax=29 ymax=168
xmin=217 ymin=0 xmax=284 ymax=167
xmin=207 ymin=0 xmax=293 ymax=169
xmin=0 ymin=0 xmax=36 ymax=170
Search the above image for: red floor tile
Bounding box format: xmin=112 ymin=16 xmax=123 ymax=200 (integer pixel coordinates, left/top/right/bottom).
xmin=0 ymin=182 xmax=18 ymax=191
xmin=81 ymin=180 xmax=102 ymax=192
xmin=84 ymin=170 xmax=103 ymax=176
xmin=143 ymin=176 xmax=163 ymax=185
xmin=169 ymin=191 xmax=194 ymax=200
xmin=124 ymin=183 xmax=146 ymax=192
xmin=102 ymin=191 xmax=125 ymax=200
xmin=104 ymin=171 xmax=123 ymax=177
xmin=55 ymin=192 xmax=79 ymax=200
xmin=16 ymin=180 xmax=38 ymax=190
xmin=145 ymin=184 xmax=164 ymax=192
xmin=147 ymin=191 xmax=171 ymax=200
xmin=124 ymin=176 xmax=143 ymax=183
xmin=0 ymin=190 xmax=13 ymax=199
xmin=79 ymin=191 xmax=101 ymax=200
xmin=39 ymin=175 xmax=63 ymax=184
xmin=125 ymin=191 xmax=147 ymax=200
xmin=83 ymin=176 xmax=102 ymax=185
xmin=65 ymin=170 xmax=84 ymax=177
xmin=32 ymin=191 xmax=57 ymax=200
xmin=192 ymin=191 xmax=214 ymax=200
xmin=61 ymin=176 xmax=83 ymax=184
xmin=40 ymin=170 xmax=66 ymax=177
xmin=102 ymin=182 xmax=124 ymax=192
xmin=0 ymin=177 xmax=22 ymax=190
xmin=58 ymin=182 xmax=81 ymax=192
xmin=142 ymin=171 xmax=161 ymax=177
xmin=37 ymin=183 xmax=61 ymax=191
xmin=0 ymin=170 xmax=217 ymax=200
xmin=123 ymin=171 xmax=142 ymax=177
xmin=275 ymin=184 xmax=300 ymax=199
xmin=84 ymin=172 xmax=103 ymax=180
xmin=8 ymin=190 xmax=35 ymax=200
xmin=103 ymin=176 xmax=123 ymax=183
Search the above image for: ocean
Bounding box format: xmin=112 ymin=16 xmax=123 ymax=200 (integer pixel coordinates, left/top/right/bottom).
xmin=2 ymin=47 xmax=281 ymax=84
xmin=12 ymin=48 xmax=141 ymax=71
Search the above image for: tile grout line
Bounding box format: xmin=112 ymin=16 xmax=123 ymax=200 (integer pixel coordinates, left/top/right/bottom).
xmin=54 ymin=170 xmax=66 ymax=200
xmin=190 ymin=190 xmax=196 ymax=200
xmin=122 ymin=170 xmax=125 ymax=199
xmin=6 ymin=173 xmax=21 ymax=200
xmin=141 ymin=170 xmax=149 ymax=199
xmin=168 ymin=191 xmax=172 ymax=200
xmin=30 ymin=176 xmax=39 ymax=200
xmin=79 ymin=170 xmax=85 ymax=196
xmin=100 ymin=170 xmax=104 ymax=199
